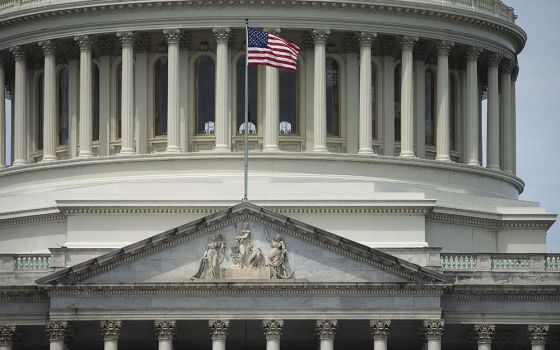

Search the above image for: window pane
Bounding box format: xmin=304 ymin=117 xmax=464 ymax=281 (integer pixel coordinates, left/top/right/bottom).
xmin=196 ymin=56 xmax=216 ymax=134
xmin=280 ymin=69 xmax=297 ymax=135
xmin=425 ymin=70 xmax=435 ymax=146
xmin=58 ymin=69 xmax=69 ymax=146
xmin=394 ymin=65 xmax=401 ymax=141
xmin=236 ymin=58 xmax=258 ymax=132
xmin=154 ymin=57 xmax=168 ymax=136
xmin=37 ymin=75 xmax=44 ymax=150
xmin=92 ymin=65 xmax=100 ymax=141
xmin=372 ymin=64 xmax=377 ymax=139
xmin=116 ymin=63 xmax=122 ymax=139
xmin=326 ymin=58 xmax=340 ymax=137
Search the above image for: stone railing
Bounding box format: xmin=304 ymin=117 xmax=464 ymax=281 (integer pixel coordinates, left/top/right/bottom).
xmin=0 ymin=0 xmax=516 ymax=24
xmin=441 ymin=253 xmax=560 ymax=272
xmin=0 ymin=254 xmax=53 ymax=273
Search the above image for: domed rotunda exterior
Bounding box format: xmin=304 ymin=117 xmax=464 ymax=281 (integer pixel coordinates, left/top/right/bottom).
xmin=0 ymin=0 xmax=558 ymax=349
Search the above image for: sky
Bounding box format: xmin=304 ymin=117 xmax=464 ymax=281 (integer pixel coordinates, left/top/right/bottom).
xmin=2 ymin=0 xmax=559 ymax=251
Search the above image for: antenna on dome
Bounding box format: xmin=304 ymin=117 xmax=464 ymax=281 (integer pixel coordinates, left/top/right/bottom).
xmin=242 ymin=18 xmax=250 ymax=203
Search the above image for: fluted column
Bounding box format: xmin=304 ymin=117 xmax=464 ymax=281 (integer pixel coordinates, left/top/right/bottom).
xmin=424 ymin=320 xmax=444 ymax=350
xmin=46 ymin=321 xmax=67 ymax=350
xmin=312 ymin=29 xmax=330 ymax=152
xmin=100 ymin=320 xmax=122 ymax=350
xmin=435 ymin=41 xmax=453 ymax=161
xmin=399 ymin=36 xmax=417 ymax=158
xmin=0 ymin=59 xmax=5 ymax=168
xmin=487 ymin=53 xmax=502 ymax=170
xmin=263 ymin=320 xmax=283 ymax=350
xmin=0 ymin=325 xmax=16 ymax=350
xmin=511 ymin=66 xmax=518 ymax=174
xmin=474 ymin=324 xmax=495 ymax=350
xmin=500 ymin=59 xmax=514 ymax=173
xmin=37 ymin=40 xmax=58 ymax=162
xmin=466 ymin=47 xmax=482 ymax=166
xmin=370 ymin=320 xmax=390 ymax=350
xmin=209 ymin=320 xmax=229 ymax=350
xmin=74 ymin=35 xmax=95 ymax=158
xmin=358 ymin=32 xmax=377 ymax=155
xmin=10 ymin=46 xmax=27 ymax=166
xmin=164 ymin=29 xmax=183 ymax=153
xmin=213 ymin=27 xmax=231 ymax=152
xmin=263 ymin=28 xmax=281 ymax=152
xmin=117 ymin=31 xmax=135 ymax=155
xmin=155 ymin=320 xmax=176 ymax=350
xmin=528 ymin=324 xmax=548 ymax=350
xmin=316 ymin=320 xmax=337 ymax=350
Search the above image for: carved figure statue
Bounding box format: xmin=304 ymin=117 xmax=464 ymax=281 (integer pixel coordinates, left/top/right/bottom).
xmin=234 ymin=221 xmax=253 ymax=267
xmin=266 ymin=233 xmax=294 ymax=279
xmin=247 ymin=248 xmax=265 ymax=268
xmin=192 ymin=235 xmax=226 ymax=280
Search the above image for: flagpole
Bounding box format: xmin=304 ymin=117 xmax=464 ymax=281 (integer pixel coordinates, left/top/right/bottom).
xmin=243 ymin=18 xmax=249 ymax=202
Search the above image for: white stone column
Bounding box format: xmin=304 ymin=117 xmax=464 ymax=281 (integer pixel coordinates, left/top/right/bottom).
xmin=0 ymin=59 xmax=5 ymax=168
xmin=213 ymin=28 xmax=231 ymax=152
xmin=0 ymin=325 xmax=16 ymax=350
xmin=511 ymin=66 xmax=518 ymax=174
xmin=486 ymin=53 xmax=502 ymax=170
xmin=382 ymin=39 xmax=396 ymax=156
xmin=466 ymin=47 xmax=482 ymax=166
xmin=312 ymin=29 xmax=330 ymax=153
xmin=528 ymin=324 xmax=548 ymax=350
xmin=263 ymin=28 xmax=281 ymax=152
xmin=98 ymin=51 xmax=111 ymax=156
xmin=155 ymin=320 xmax=176 ymax=350
xmin=10 ymin=46 xmax=27 ymax=166
xmin=435 ymin=41 xmax=454 ymax=161
xmin=164 ymin=29 xmax=183 ymax=153
xmin=68 ymin=56 xmax=80 ymax=159
xmin=316 ymin=320 xmax=337 ymax=350
xmin=424 ymin=320 xmax=444 ymax=350
xmin=414 ymin=56 xmax=426 ymax=159
xmin=263 ymin=320 xmax=283 ymax=350
xmin=500 ymin=59 xmax=514 ymax=174
xmin=358 ymin=32 xmax=377 ymax=155
xmin=399 ymin=36 xmax=417 ymax=158
xmin=46 ymin=321 xmax=67 ymax=350
xmin=117 ymin=31 xmax=135 ymax=155
xmin=75 ymin=35 xmax=94 ymax=158
xmin=209 ymin=320 xmax=229 ymax=350
xmin=473 ymin=324 xmax=495 ymax=350
xmin=100 ymin=320 xmax=122 ymax=350
xmin=370 ymin=320 xmax=390 ymax=350
xmin=37 ymin=40 xmax=58 ymax=162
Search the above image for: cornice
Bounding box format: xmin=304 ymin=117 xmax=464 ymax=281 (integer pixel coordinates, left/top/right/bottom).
xmin=0 ymin=212 xmax=65 ymax=228
xmin=427 ymin=211 xmax=556 ymax=230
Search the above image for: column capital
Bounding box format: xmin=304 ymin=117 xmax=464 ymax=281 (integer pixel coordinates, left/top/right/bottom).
xmin=423 ymin=319 xmax=444 ymax=340
xmin=466 ymin=46 xmax=482 ymax=62
xmin=212 ymin=27 xmax=231 ymax=43
xmin=164 ymin=29 xmax=183 ymax=45
xmin=38 ymin=39 xmax=56 ymax=56
xmin=9 ymin=45 xmax=25 ymax=61
xmin=0 ymin=325 xmax=16 ymax=346
xmin=500 ymin=58 xmax=515 ymax=74
xmin=100 ymin=320 xmax=122 ymax=341
xmin=74 ymin=34 xmax=94 ymax=51
xmin=209 ymin=320 xmax=229 ymax=340
xmin=154 ymin=320 xmax=176 ymax=340
xmin=46 ymin=320 xmax=67 ymax=342
xmin=359 ymin=32 xmax=377 ymax=47
xmin=474 ymin=324 xmax=495 ymax=344
xmin=316 ymin=319 xmax=337 ymax=340
xmin=117 ymin=31 xmax=135 ymax=47
xmin=528 ymin=324 xmax=549 ymax=346
xmin=488 ymin=52 xmax=504 ymax=67
xmin=400 ymin=36 xmax=418 ymax=51
xmin=436 ymin=40 xmax=454 ymax=56
xmin=312 ymin=29 xmax=330 ymax=45
xmin=370 ymin=319 xmax=391 ymax=340
xmin=263 ymin=319 xmax=284 ymax=340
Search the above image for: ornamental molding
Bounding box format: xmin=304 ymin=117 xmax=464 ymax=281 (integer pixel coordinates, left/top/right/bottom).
xmin=436 ymin=40 xmax=453 ymax=56
xmin=209 ymin=320 xmax=229 ymax=340
xmin=163 ymin=28 xmax=183 ymax=45
xmin=212 ymin=27 xmax=231 ymax=43
xmin=74 ymin=34 xmax=94 ymax=51
xmin=370 ymin=319 xmax=391 ymax=340
xmin=487 ymin=52 xmax=503 ymax=67
xmin=400 ymin=36 xmax=418 ymax=51
xmin=316 ymin=319 xmax=337 ymax=339
xmin=466 ymin=46 xmax=482 ymax=62
xmin=100 ymin=320 xmax=122 ymax=341
xmin=154 ymin=320 xmax=176 ymax=340
xmin=45 ymin=320 xmax=67 ymax=342
xmin=0 ymin=212 xmax=65 ymax=228
xmin=444 ymin=288 xmax=560 ymax=300
xmin=312 ymin=29 xmax=330 ymax=45
xmin=38 ymin=39 xmax=56 ymax=56
xmin=263 ymin=319 xmax=284 ymax=340
xmin=527 ymin=324 xmax=548 ymax=345
xmin=426 ymin=211 xmax=555 ymax=230
xmin=423 ymin=319 xmax=444 ymax=340
xmin=358 ymin=32 xmax=377 ymax=47
xmin=116 ymin=31 xmax=135 ymax=46
xmin=474 ymin=324 xmax=495 ymax=344
xmin=0 ymin=325 xmax=16 ymax=346
xmin=9 ymin=45 xmax=25 ymax=60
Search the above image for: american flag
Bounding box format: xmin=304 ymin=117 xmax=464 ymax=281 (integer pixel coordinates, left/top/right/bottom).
xmin=247 ymin=27 xmax=300 ymax=71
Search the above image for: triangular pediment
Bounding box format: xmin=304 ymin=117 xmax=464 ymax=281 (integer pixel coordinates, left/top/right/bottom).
xmin=37 ymin=203 xmax=450 ymax=285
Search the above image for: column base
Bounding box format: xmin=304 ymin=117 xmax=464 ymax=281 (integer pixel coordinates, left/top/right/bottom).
xmin=263 ymin=145 xmax=281 ymax=152
xmin=78 ymin=151 xmax=95 ymax=158
xmin=119 ymin=148 xmax=136 ymax=156
xmin=435 ymin=155 xmax=452 ymax=162
xmin=358 ymin=148 xmax=375 ymax=155
xmin=12 ymin=159 xmax=28 ymax=166
xmin=214 ymin=145 xmax=231 ymax=152
xmin=468 ymin=160 xmax=481 ymax=166
xmin=399 ymin=151 xmax=416 ymax=159
xmin=487 ymin=165 xmax=501 ymax=171
xmin=312 ymin=146 xmax=329 ymax=153
xmin=41 ymin=155 xmax=58 ymax=163
xmin=165 ymin=145 xmax=182 ymax=153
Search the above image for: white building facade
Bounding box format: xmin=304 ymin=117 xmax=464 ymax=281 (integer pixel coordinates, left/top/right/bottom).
xmin=0 ymin=0 xmax=558 ymax=349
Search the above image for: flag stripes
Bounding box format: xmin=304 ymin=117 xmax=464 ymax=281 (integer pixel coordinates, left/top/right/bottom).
xmin=247 ymin=27 xmax=300 ymax=71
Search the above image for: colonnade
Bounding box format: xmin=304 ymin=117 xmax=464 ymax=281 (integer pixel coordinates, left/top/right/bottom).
xmin=0 ymin=28 xmax=518 ymax=174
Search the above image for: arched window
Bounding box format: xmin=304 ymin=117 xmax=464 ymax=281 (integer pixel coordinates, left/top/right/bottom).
xmin=326 ymin=58 xmax=340 ymax=137
xmin=394 ymin=64 xmax=401 ymax=141
xmin=195 ymin=56 xmax=216 ymax=134
xmin=116 ymin=62 xmax=122 ymax=139
xmin=449 ymin=74 xmax=457 ymax=151
xmin=92 ymin=64 xmax=100 ymax=141
xmin=37 ymin=74 xmax=44 ymax=151
xmin=425 ymin=69 xmax=436 ymax=146
xmin=280 ymin=69 xmax=297 ymax=135
xmin=236 ymin=57 xmax=257 ymax=133
xmin=154 ymin=56 xmax=168 ymax=136
xmin=58 ymin=68 xmax=69 ymax=146
xmin=372 ymin=64 xmax=377 ymax=139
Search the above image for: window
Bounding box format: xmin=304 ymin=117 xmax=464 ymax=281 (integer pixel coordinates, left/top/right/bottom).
xmin=372 ymin=64 xmax=377 ymax=139
xmin=326 ymin=58 xmax=340 ymax=137
xmin=37 ymin=74 xmax=44 ymax=151
xmin=116 ymin=62 xmax=122 ymax=139
xmin=154 ymin=56 xmax=168 ymax=136
xmin=280 ymin=69 xmax=297 ymax=135
xmin=450 ymin=74 xmax=457 ymax=151
xmin=92 ymin=64 xmax=100 ymax=141
xmin=425 ymin=70 xmax=435 ymax=146
xmin=236 ymin=57 xmax=257 ymax=133
xmin=58 ymin=69 xmax=69 ymax=146
xmin=394 ymin=64 xmax=401 ymax=141
xmin=195 ymin=56 xmax=215 ymax=134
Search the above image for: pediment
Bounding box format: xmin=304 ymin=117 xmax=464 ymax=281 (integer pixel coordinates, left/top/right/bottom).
xmin=37 ymin=203 xmax=450 ymax=285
